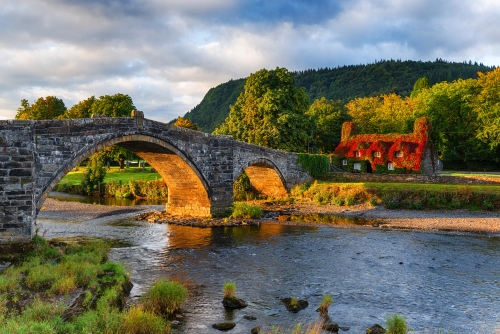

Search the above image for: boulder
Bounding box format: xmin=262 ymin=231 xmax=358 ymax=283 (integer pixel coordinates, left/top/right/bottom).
xmin=366 ymin=324 xmax=386 ymax=334
xmin=212 ymin=322 xmax=236 ymax=331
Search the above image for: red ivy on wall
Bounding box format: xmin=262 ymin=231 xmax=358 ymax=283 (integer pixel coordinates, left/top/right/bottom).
xmin=334 ymin=117 xmax=431 ymax=173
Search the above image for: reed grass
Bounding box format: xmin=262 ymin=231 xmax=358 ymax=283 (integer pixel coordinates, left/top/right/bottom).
xmin=141 ymin=279 xmax=188 ymax=316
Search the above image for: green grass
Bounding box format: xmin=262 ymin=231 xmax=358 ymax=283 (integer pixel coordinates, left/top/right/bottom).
xmin=231 ymin=202 xmax=263 ymax=219
xmin=57 ymin=167 xmax=161 ymax=187
xmin=0 ymin=236 xmax=172 ymax=334
xmin=223 ymin=282 xmax=236 ymax=298
xmin=141 ymin=279 xmax=188 ymax=316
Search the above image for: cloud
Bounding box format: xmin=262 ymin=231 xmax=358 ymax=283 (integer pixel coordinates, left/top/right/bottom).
xmin=0 ymin=0 xmax=499 ymax=122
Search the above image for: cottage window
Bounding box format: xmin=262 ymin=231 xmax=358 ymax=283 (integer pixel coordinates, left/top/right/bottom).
xmin=388 ymin=162 xmax=394 ymax=170
xmin=395 ymin=151 xmax=403 ymax=158
xmin=353 ymin=163 xmax=361 ymax=170
xmin=342 ymin=159 xmax=348 ymax=166
xmin=373 ymin=151 xmax=381 ymax=158
xmin=355 ymin=151 xmax=361 ymax=157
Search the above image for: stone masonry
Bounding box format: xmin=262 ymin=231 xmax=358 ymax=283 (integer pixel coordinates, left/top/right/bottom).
xmin=0 ymin=114 xmax=312 ymax=243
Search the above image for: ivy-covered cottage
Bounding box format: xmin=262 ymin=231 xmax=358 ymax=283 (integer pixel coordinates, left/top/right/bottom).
xmin=332 ymin=117 xmax=442 ymax=174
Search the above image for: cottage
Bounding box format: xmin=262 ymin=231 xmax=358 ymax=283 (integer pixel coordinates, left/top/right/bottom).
xmin=333 ymin=117 xmax=442 ymax=174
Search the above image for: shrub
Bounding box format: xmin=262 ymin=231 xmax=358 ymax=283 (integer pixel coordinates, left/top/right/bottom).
xmin=233 ymin=172 xmax=259 ymax=201
xmin=223 ymin=282 xmax=236 ymax=298
xmin=82 ymin=156 xmax=106 ymax=195
xmin=297 ymin=153 xmax=330 ymax=179
xmin=141 ymin=279 xmax=187 ymax=316
xmin=386 ymin=313 xmax=408 ymax=334
xmin=231 ymin=202 xmax=262 ymax=219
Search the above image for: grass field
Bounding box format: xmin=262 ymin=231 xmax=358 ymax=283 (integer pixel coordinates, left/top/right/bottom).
xmin=57 ymin=167 xmax=162 ymax=187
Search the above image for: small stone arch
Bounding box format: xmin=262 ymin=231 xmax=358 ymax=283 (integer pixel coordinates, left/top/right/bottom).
xmin=236 ymin=158 xmax=288 ymax=198
xmin=37 ymin=134 xmax=211 ymax=217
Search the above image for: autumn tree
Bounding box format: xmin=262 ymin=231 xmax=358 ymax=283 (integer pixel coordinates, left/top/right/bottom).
xmin=410 ymin=77 xmax=430 ymax=98
xmin=346 ymin=94 xmax=415 ymax=134
xmin=306 ymin=97 xmax=351 ymax=153
xmin=174 ymin=116 xmax=199 ymax=130
xmin=15 ymin=96 xmax=67 ymax=120
xmin=215 ymin=67 xmax=311 ymax=152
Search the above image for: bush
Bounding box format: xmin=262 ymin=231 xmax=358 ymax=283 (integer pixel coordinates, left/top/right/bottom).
xmin=141 ymin=279 xmax=187 ymax=316
xmin=386 ymin=313 xmax=408 ymax=334
xmin=231 ymin=202 xmax=263 ymax=219
xmin=317 ymin=294 xmax=333 ymax=315
xmin=233 ymin=172 xmax=259 ymax=201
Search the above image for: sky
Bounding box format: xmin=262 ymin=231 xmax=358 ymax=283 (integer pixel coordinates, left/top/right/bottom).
xmin=1 ymin=0 xmax=500 ymax=123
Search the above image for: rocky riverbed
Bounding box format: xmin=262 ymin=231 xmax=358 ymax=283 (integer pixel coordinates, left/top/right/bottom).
xmin=39 ymin=198 xmax=500 ymax=234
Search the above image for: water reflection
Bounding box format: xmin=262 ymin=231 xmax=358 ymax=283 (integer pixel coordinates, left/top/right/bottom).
xmin=40 ymin=213 xmax=500 ymax=333
xmin=49 ymin=192 xmax=165 ymax=206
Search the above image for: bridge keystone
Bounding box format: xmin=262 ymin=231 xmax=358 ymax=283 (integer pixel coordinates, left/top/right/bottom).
xmin=0 ymin=117 xmax=312 ymax=243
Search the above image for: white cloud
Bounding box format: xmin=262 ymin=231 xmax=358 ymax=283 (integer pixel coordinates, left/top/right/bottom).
xmin=0 ymin=0 xmax=499 ymax=122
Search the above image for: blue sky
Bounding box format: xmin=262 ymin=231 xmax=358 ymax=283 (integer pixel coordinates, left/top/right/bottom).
xmin=1 ymin=0 xmax=499 ymax=122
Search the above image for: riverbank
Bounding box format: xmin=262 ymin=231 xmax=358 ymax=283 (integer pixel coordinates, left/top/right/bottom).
xmin=40 ymin=197 xmax=500 ymax=234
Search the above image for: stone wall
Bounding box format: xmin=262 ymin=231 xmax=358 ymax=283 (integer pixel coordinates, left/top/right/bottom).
xmin=0 ymin=120 xmax=35 ymax=242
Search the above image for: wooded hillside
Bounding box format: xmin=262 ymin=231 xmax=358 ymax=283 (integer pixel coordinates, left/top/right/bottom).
xmin=182 ymin=59 xmax=494 ymax=132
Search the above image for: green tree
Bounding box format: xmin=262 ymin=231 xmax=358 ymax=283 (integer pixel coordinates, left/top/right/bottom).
xmin=306 ymin=97 xmax=351 ymax=153
xmin=414 ymin=78 xmax=487 ymax=161
xmin=215 ymin=67 xmax=311 ymax=152
xmin=475 ymin=67 xmax=500 ymax=149
xmin=173 ymin=116 xmax=199 ymax=130
xmin=89 ymin=93 xmax=135 ymax=117
xmin=410 ymin=77 xmax=430 ymax=98
xmin=82 ymin=154 xmax=107 ymax=195
xmin=15 ymin=96 xmax=67 ymax=120
xmin=63 ymin=96 xmax=96 ymax=118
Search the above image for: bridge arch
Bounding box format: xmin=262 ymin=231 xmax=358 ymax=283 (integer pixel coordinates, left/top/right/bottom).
xmin=38 ymin=134 xmax=211 ymax=217
xmin=235 ymin=158 xmax=288 ymax=198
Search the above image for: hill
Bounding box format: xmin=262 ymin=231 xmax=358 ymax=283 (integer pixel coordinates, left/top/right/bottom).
xmin=182 ymin=59 xmax=495 ymax=132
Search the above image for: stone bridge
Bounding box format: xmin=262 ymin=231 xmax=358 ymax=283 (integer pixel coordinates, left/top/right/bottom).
xmin=0 ymin=114 xmax=312 ymax=243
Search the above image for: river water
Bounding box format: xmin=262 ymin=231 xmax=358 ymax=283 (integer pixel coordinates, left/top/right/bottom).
xmin=38 ymin=199 xmax=500 ymax=333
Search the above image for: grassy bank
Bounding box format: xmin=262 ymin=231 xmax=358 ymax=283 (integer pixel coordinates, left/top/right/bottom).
xmin=0 ymin=236 xmax=181 ymax=333
xmin=292 ymin=181 xmax=500 ymax=211
xmin=55 ymin=167 xmax=167 ymax=199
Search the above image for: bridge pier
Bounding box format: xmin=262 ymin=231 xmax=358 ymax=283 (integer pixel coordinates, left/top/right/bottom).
xmin=0 ymin=117 xmax=312 ymax=243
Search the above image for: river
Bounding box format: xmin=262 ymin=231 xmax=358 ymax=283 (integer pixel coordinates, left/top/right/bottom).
xmin=38 ymin=197 xmax=500 ymax=333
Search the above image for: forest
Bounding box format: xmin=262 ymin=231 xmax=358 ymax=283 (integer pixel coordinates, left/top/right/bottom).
xmin=183 ymin=59 xmax=494 ymax=133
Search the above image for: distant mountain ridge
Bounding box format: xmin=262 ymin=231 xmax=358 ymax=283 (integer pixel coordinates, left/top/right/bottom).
xmin=182 ymin=59 xmax=495 ymax=133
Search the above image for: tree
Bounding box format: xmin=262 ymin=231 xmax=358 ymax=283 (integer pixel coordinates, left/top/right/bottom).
xmin=414 ymin=78 xmax=486 ymax=161
xmin=306 ymin=97 xmax=351 ymax=153
xmin=214 ymin=67 xmax=311 ymax=152
xmin=15 ymin=96 xmax=67 ymax=120
xmin=89 ymin=93 xmax=135 ymax=117
xmin=346 ymin=94 xmax=414 ymax=134
xmin=475 ymin=67 xmax=500 ymax=149
xmin=82 ymin=154 xmax=106 ymax=195
xmin=174 ymin=116 xmax=199 ymax=130
xmin=62 ymin=96 xmax=96 ymax=118
xmin=410 ymin=77 xmax=430 ymax=98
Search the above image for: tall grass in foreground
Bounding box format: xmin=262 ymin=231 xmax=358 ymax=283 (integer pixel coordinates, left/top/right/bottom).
xmin=231 ymin=202 xmax=263 ymax=219
xmin=386 ymin=313 xmax=408 ymax=334
xmin=141 ymin=279 xmax=188 ymax=316
xmin=0 ymin=236 xmax=171 ymax=334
